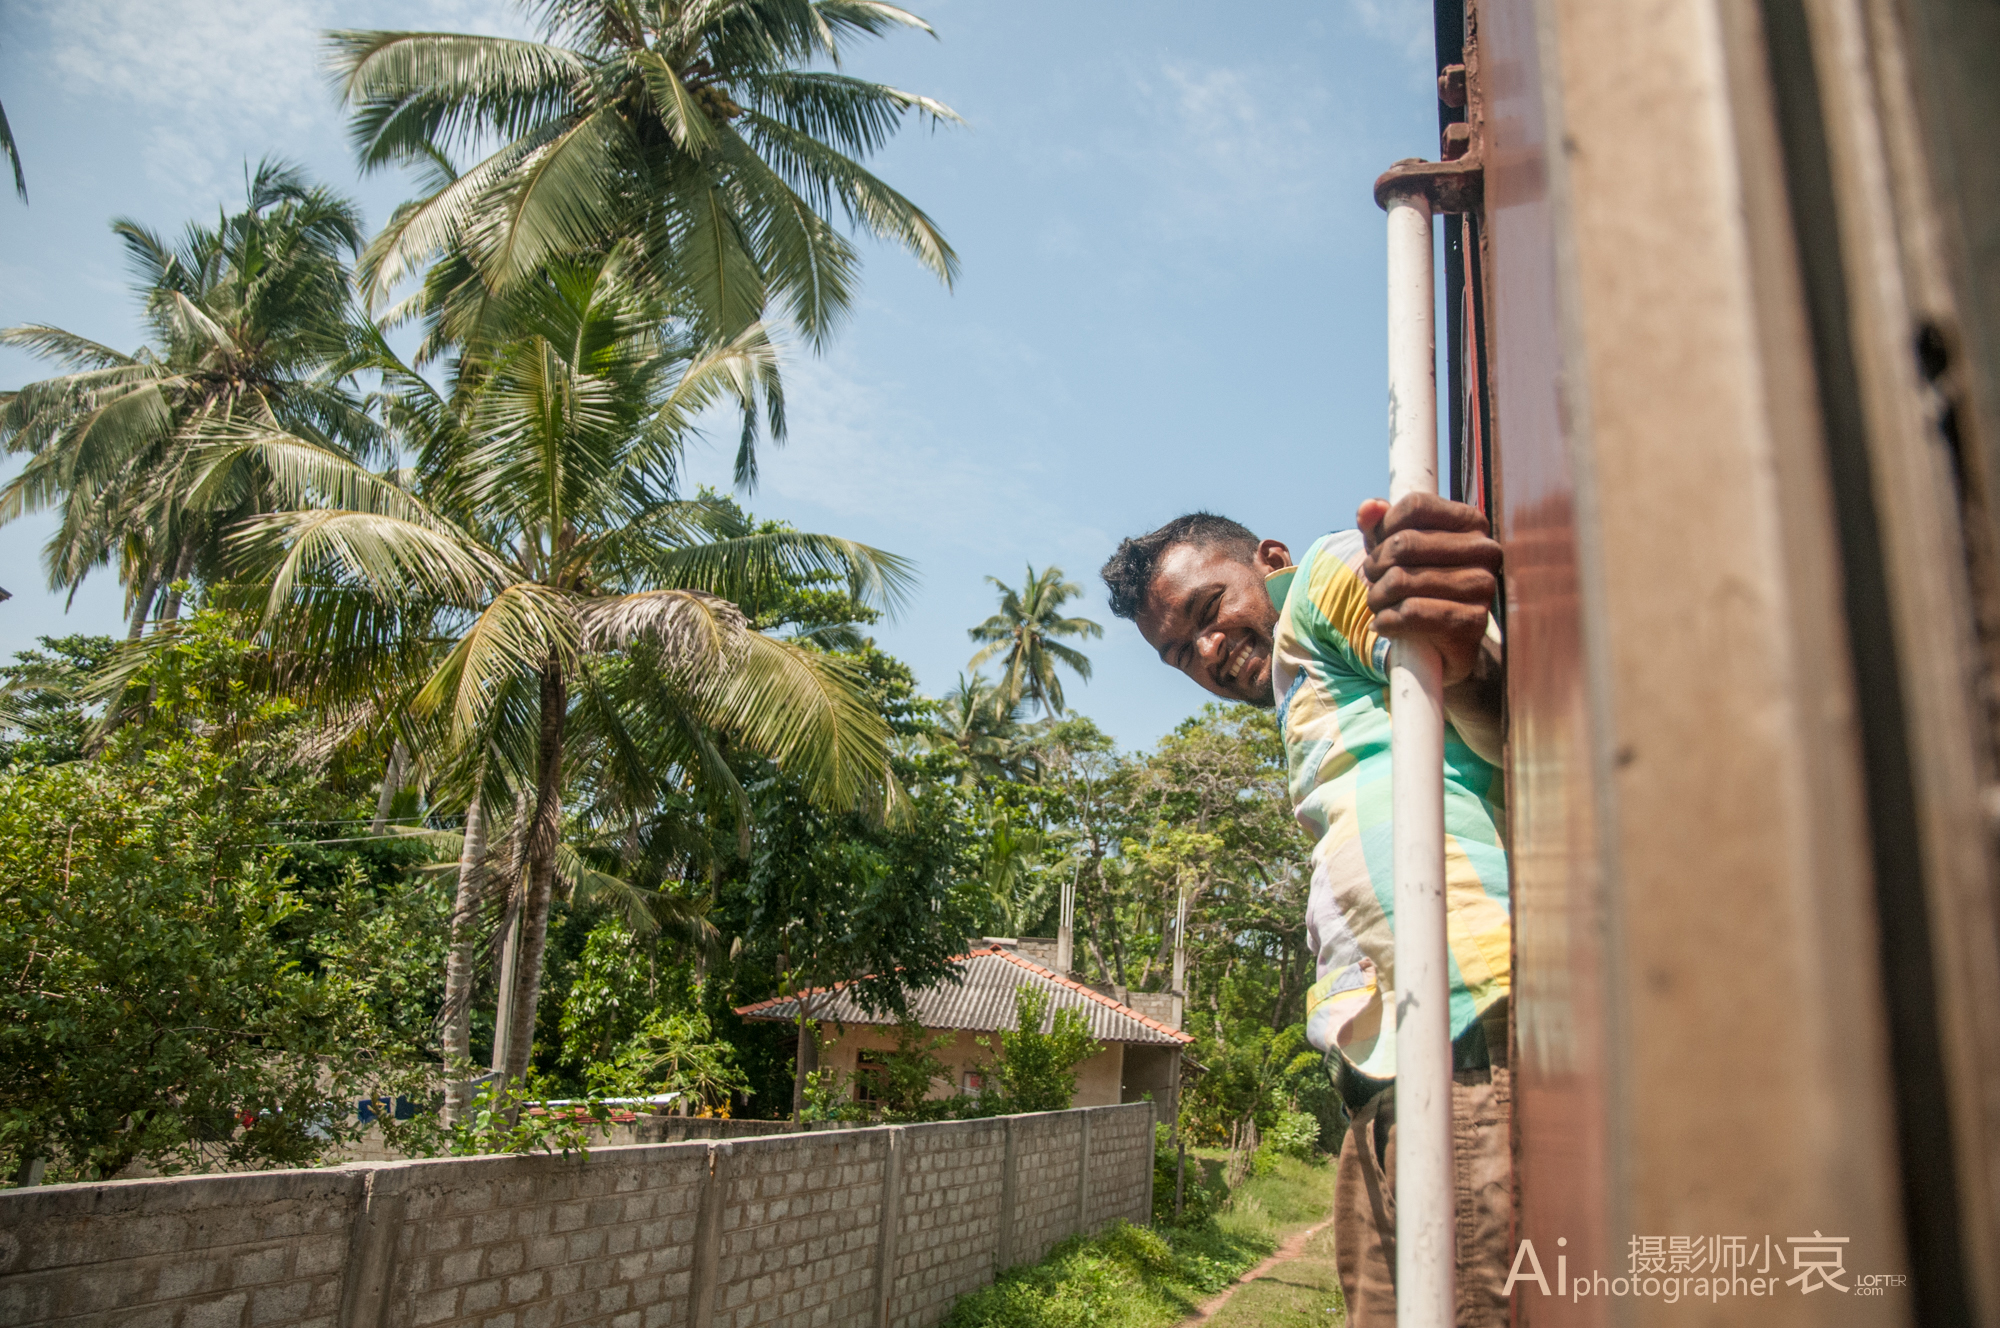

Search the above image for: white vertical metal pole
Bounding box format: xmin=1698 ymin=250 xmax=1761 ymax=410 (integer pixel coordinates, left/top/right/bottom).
xmin=1384 ymin=183 xmax=1454 ymax=1328
xmin=1171 ymin=886 xmax=1189 ymax=1032
xmin=1056 ymin=873 xmax=1077 ymax=973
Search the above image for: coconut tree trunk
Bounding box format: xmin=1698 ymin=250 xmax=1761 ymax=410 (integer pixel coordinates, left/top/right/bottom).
xmin=126 ymin=561 xmax=162 ymax=642
xmin=370 ymin=738 xmax=408 ymax=835
xmin=440 ymin=788 xmax=487 ymax=1125
xmin=158 ymin=543 xmax=196 ymax=626
xmin=490 ymin=888 xmax=522 ymax=1071
xmin=792 ymin=993 xmax=821 ymax=1122
xmin=499 ymin=661 xmax=567 ymax=1086
xmin=489 ymin=791 xmax=531 ymax=1075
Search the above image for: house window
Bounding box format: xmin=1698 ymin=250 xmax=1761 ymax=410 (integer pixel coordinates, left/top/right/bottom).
xmin=961 ymin=1070 xmax=985 ymax=1094
xmin=855 ymin=1058 xmax=886 ymax=1105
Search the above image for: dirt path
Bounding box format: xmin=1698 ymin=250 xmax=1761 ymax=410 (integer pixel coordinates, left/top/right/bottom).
xmin=1178 ymin=1216 xmax=1339 ymax=1325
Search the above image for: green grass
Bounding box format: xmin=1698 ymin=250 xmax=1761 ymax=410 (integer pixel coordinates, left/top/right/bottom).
xmin=1199 ymin=1221 xmax=1345 ymax=1328
xmin=942 ymin=1152 xmax=1339 ymax=1328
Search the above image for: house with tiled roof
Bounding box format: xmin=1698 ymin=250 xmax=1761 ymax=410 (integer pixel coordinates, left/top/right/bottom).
xmin=735 ymin=937 xmax=1193 ymax=1117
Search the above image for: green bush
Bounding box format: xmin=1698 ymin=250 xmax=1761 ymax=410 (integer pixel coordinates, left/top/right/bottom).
xmin=943 ymin=1220 xmax=1267 ymax=1328
xmin=0 ymin=737 xmax=441 ymax=1180
xmin=1151 ymin=1123 xmax=1222 ymax=1227
xmin=986 ymin=987 xmax=1098 ymax=1113
xmin=1098 ymin=1221 xmax=1176 ymax=1275
xmin=1265 ymin=1109 xmax=1322 ymax=1160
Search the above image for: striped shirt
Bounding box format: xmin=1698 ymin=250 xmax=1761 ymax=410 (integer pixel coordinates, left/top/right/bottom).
xmin=1268 ymin=531 xmax=1511 ymax=1079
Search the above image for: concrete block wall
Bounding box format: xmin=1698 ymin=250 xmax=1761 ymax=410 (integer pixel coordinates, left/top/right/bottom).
xmin=702 ymin=1131 xmax=888 ymax=1328
xmin=362 ymin=1143 xmax=712 ymax=1328
xmin=882 ymin=1121 xmax=1006 ymax=1328
xmin=0 ymin=1103 xmax=1154 ymax=1328
xmin=1078 ymin=1108 xmax=1152 ymax=1232
xmin=1001 ymin=1111 xmax=1086 ymax=1270
xmin=0 ymin=1167 xmax=365 ymax=1328
xmin=632 ymin=1119 xmax=861 ymax=1146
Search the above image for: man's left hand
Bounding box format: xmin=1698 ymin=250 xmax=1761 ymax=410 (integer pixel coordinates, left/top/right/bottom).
xmin=1358 ymin=493 xmax=1501 ymax=686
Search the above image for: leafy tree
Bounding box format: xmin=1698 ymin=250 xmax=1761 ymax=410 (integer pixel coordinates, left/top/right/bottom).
xmin=0 ymin=635 xmax=116 ymax=767
xmin=1120 ymin=706 xmax=1308 ymax=1030
xmin=1178 ymin=1022 xmax=1335 ymax=1150
xmin=0 ymin=619 xmax=448 ymax=1181
xmin=729 ymin=647 xmax=987 ymax=1117
xmin=557 ymin=916 xmax=654 ymax=1071
xmin=965 ymin=702 xmax=1322 ymax=1142
xmin=976 ymin=798 xmax=1051 ymax=937
xmin=590 ymin=1006 xmax=751 ymax=1112
xmin=986 ymin=987 xmax=1098 ymax=1114
xmin=862 ymin=1020 xmax=958 ymax=1119
xmin=739 ymin=754 xmax=986 ymax=1117
xmin=0 ymin=163 xmax=378 ymax=640
xmin=967 ymin=565 xmax=1101 ymax=717
xmin=330 ymin=0 xmax=960 ymax=380
xmin=1022 ymin=716 xmax=1127 ymax=976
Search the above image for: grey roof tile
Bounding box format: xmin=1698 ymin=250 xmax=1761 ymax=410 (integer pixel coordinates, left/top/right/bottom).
xmin=736 ymin=946 xmax=1191 ymax=1046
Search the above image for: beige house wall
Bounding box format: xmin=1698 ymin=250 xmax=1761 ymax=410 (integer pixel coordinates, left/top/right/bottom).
xmin=818 ymin=1025 xmax=1128 ymax=1109
xmin=1070 ymin=1044 xmax=1125 ymax=1108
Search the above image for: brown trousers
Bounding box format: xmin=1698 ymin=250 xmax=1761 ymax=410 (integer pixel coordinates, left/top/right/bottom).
xmin=1333 ymin=1065 xmax=1513 ymax=1328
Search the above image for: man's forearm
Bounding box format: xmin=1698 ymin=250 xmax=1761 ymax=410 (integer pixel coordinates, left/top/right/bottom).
xmin=1442 ymin=636 xmax=1505 ymax=767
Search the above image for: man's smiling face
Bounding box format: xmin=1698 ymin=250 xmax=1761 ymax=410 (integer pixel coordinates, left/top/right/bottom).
xmin=1135 ymin=539 xmax=1293 ymax=706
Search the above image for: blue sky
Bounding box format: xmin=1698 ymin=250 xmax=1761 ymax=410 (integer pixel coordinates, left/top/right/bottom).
xmin=0 ymin=0 xmax=1441 ymax=751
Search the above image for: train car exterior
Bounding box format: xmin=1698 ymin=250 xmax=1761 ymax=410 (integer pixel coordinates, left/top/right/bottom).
xmin=1432 ymin=0 xmax=2000 ymax=1323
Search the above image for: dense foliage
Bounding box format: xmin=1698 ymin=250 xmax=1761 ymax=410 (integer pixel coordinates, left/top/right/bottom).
xmin=0 ymin=0 xmax=1338 ymax=1182
xmin=0 ymin=613 xmax=1334 ymax=1179
xmin=0 ymin=623 xmax=442 ymax=1181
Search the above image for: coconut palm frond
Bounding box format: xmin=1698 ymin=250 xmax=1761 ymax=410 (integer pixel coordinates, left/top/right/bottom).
xmin=684 ymin=630 xmax=895 ymax=817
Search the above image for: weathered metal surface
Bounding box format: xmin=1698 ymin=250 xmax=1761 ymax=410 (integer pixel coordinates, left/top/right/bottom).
xmin=1780 ymin=0 xmax=2000 ymax=1315
xmin=1476 ymin=0 xmax=1914 ymax=1324
xmin=1375 ymin=154 xmax=1483 ymax=215
xmin=1472 ymin=1 xmax=1613 ymax=1321
xmin=1438 ymin=63 xmax=1469 ymax=109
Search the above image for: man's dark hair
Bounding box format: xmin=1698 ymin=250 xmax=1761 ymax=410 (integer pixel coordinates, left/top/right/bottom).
xmin=1100 ymin=513 xmax=1259 ymax=620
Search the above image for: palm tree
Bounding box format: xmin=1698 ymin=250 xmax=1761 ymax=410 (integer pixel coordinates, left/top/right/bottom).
xmin=967 ymin=565 xmax=1102 ymax=717
xmin=2 ymin=96 xmax=25 ymax=202
xmin=930 ymin=671 xmax=1035 ymax=783
xmin=415 ymin=750 xmax=718 ymax=1122
xmin=330 ymin=0 xmax=960 ymax=390
xmin=229 ymin=254 xmax=911 ymax=1088
xmin=0 ymin=162 xmax=378 ymax=638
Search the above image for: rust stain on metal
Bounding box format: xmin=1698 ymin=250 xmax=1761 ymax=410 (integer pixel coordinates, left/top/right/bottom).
xmin=1374 ymin=153 xmax=1484 ymax=215
xmin=1438 ymin=63 xmax=1468 ymax=108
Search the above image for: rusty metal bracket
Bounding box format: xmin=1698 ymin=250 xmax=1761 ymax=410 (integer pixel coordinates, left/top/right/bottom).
xmin=1437 ymin=63 xmax=1467 ymax=108
xmin=1374 ymin=152 xmax=1483 ymax=215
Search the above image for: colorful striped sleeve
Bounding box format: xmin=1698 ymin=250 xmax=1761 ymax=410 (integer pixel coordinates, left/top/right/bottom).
xmin=1294 ymin=532 xmax=1391 ymax=685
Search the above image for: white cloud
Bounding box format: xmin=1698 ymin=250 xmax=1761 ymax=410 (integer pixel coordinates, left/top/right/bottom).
xmin=1109 ymin=57 xmax=1338 ymax=247
xmin=1347 ymin=0 xmax=1434 ymax=64
xmin=28 ymin=0 xmax=535 ymax=199
xmin=37 ymin=0 xmax=333 ymax=195
xmin=1158 ymin=63 xmax=1292 ymax=176
xmin=739 ymin=348 xmax=1029 ymax=543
